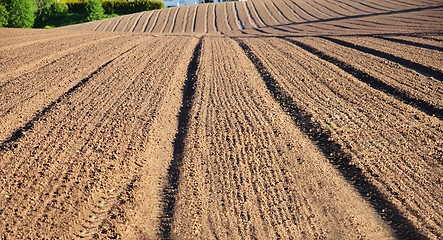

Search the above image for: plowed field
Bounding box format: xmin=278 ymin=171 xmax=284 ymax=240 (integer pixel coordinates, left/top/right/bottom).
xmin=1 ymin=0 xmax=442 ymax=239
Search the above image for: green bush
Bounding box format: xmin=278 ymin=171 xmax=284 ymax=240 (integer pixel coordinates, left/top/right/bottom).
xmin=86 ymin=0 xmax=104 ymax=21
xmin=102 ymin=0 xmax=164 ymax=15
xmin=52 ymin=2 xmax=68 ymax=17
xmin=61 ymin=0 xmax=84 ymax=14
xmin=0 ymin=4 xmax=8 ymax=27
xmin=35 ymin=0 xmax=53 ymax=21
xmin=34 ymin=0 xmax=70 ymax=27
xmin=1 ymin=0 xmax=36 ymax=28
xmin=61 ymin=0 xmax=164 ymax=15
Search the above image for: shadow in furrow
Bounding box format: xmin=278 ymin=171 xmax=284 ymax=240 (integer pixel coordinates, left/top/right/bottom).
xmin=233 ymin=37 xmax=428 ymax=240
xmin=160 ymin=38 xmax=202 ymax=239
xmin=282 ymin=37 xmax=442 ymax=120
xmin=321 ymin=36 xmax=443 ymax=81
xmin=273 ymin=5 xmax=443 ymax=29
xmin=0 ymin=45 xmax=139 ymax=151
xmin=376 ymin=36 xmax=443 ymax=52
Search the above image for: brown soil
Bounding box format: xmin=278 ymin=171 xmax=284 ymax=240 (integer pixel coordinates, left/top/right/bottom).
xmin=59 ymin=0 xmax=443 ymax=35
xmin=170 ymin=36 xmax=394 ymax=239
xmin=0 ymin=34 xmax=198 ymax=239
xmin=239 ymin=36 xmax=442 ymax=239
xmin=293 ymin=36 xmax=443 ymax=115
xmin=0 ymin=32 xmax=148 ymax=142
xmin=1 ymin=0 xmax=442 ymax=239
xmin=333 ymin=36 xmax=443 ymax=73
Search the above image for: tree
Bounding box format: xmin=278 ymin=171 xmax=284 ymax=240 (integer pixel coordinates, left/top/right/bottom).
xmin=0 ymin=4 xmax=8 ymax=27
xmin=35 ymin=0 xmax=54 ymax=22
xmin=86 ymin=0 xmax=104 ymax=22
xmin=52 ymin=2 xmax=68 ymax=18
xmin=1 ymin=0 xmax=36 ymax=28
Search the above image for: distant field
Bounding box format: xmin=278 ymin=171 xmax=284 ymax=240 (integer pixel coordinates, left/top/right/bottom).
xmin=59 ymin=0 xmax=443 ymax=36
xmin=1 ymin=0 xmax=442 ymax=239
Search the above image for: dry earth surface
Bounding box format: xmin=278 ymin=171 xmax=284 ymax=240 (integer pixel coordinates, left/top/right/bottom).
xmin=0 ymin=0 xmax=442 ymax=239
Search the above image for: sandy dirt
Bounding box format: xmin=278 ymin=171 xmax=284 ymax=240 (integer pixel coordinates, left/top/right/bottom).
xmin=170 ymin=36 xmax=394 ymax=239
xmin=239 ymin=36 xmax=442 ymax=239
xmin=1 ymin=0 xmax=442 ymax=239
xmin=58 ymin=0 xmax=443 ymax=35
xmin=0 ymin=35 xmax=198 ymax=239
xmin=293 ymin=36 xmax=443 ymax=115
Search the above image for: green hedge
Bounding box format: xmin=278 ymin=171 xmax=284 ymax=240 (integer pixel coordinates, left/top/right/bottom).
xmin=61 ymin=0 xmax=164 ymax=15
xmin=102 ymin=0 xmax=163 ymax=14
xmin=1 ymin=0 xmax=37 ymax=28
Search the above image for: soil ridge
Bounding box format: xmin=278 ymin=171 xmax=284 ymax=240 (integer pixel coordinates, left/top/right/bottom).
xmin=234 ymin=37 xmax=428 ymax=240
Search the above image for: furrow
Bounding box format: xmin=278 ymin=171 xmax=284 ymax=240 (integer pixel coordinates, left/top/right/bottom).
xmin=185 ymin=5 xmax=197 ymax=33
xmin=323 ymin=36 xmax=443 ymax=81
xmin=166 ymin=7 xmax=180 ymax=33
xmin=325 ymin=0 xmax=369 ymax=14
xmin=284 ymin=37 xmax=443 ymax=120
xmin=351 ymin=0 xmax=393 ymax=11
xmin=160 ymin=7 xmax=175 ymax=33
xmin=233 ymin=2 xmax=245 ymax=30
xmin=171 ymin=36 xmax=395 ymax=239
xmin=110 ymin=16 xmax=125 ymax=32
xmin=207 ymin=3 xmax=217 ymax=33
xmin=85 ymin=19 xmax=103 ymax=31
xmin=223 ymin=2 xmax=239 ymax=30
xmin=284 ymin=0 xmax=319 ymax=21
xmin=245 ymin=0 xmax=266 ymax=27
xmin=160 ymin=37 xmax=202 ymax=240
xmin=304 ymin=0 xmax=342 ymax=18
xmin=422 ymin=34 xmax=443 ymax=42
xmin=151 ymin=7 xmax=170 ymax=33
xmin=215 ymin=3 xmax=231 ymax=33
xmin=128 ymin=12 xmax=146 ymax=32
xmin=131 ymin=11 xmax=149 ymax=32
xmin=181 ymin=6 xmax=191 ymax=33
xmin=193 ymin=4 xmax=207 ymax=33
xmin=261 ymin=0 xmax=291 ymax=24
xmin=0 ymin=40 xmax=141 ymax=150
xmin=233 ymin=2 xmax=253 ymax=29
xmin=145 ymin=10 xmax=160 ymax=33
xmin=236 ymin=36 xmax=442 ymax=239
xmin=0 ymin=32 xmax=116 ymax=82
xmin=311 ymin=0 xmax=347 ymax=17
xmin=0 ymin=34 xmax=147 ymax=144
xmin=253 ymin=0 xmax=279 ymax=25
xmin=0 ymin=36 xmax=198 ymax=239
xmin=114 ymin=13 xmax=136 ymax=32
xmin=287 ymin=0 xmax=328 ymax=19
xmin=0 ymin=31 xmax=88 ymax=51
xmin=106 ymin=17 xmax=123 ymax=32
xmin=376 ymin=35 xmax=443 ymax=52
xmin=95 ymin=18 xmax=114 ymax=31
xmin=172 ymin=6 xmax=187 ymax=33
xmin=238 ymin=2 xmax=258 ymax=28
xmin=270 ymin=0 xmax=305 ymax=22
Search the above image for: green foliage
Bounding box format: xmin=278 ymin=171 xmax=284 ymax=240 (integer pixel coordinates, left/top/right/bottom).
xmin=35 ymin=0 xmax=53 ymax=20
xmin=34 ymin=0 xmax=70 ymax=27
xmin=60 ymin=0 xmax=164 ymax=15
xmin=0 ymin=4 xmax=8 ymax=27
xmin=2 ymin=0 xmax=36 ymax=28
xmin=85 ymin=0 xmax=104 ymax=21
xmin=0 ymin=0 xmax=163 ymax=28
xmin=102 ymin=0 xmax=164 ymax=15
xmin=34 ymin=11 xmax=85 ymax=27
xmin=52 ymin=2 xmax=68 ymax=17
xmin=61 ymin=0 xmax=85 ymax=14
